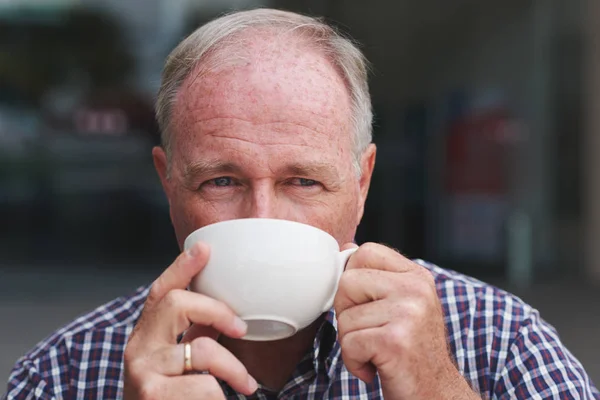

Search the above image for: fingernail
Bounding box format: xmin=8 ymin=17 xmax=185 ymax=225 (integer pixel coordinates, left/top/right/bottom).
xmin=234 ymin=316 xmax=248 ymax=334
xmin=248 ymin=376 xmax=258 ymax=392
xmin=186 ymin=243 xmax=200 ymax=258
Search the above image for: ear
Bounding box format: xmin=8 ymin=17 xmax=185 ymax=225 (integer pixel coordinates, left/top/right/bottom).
xmin=356 ymin=143 xmax=376 ymax=222
xmin=152 ymin=146 xmax=173 ymax=205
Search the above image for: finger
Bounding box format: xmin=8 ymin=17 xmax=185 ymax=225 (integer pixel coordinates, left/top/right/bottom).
xmin=346 ymin=242 xmax=414 ymax=273
xmin=340 ymin=327 xmax=381 ymax=384
xmin=151 ymin=289 xmax=247 ymax=342
xmin=336 ymin=299 xmax=392 ymax=339
xmin=148 ymin=242 xmax=211 ymax=304
xmin=174 ymin=375 xmax=229 ymax=399
xmin=154 ymin=338 xmax=258 ymax=395
xmin=137 ymin=374 xmax=227 ymax=400
xmin=181 ymin=323 xmax=219 ymax=343
xmin=334 ymin=269 xmax=433 ymax=316
xmin=334 ymin=268 xmax=397 ymax=314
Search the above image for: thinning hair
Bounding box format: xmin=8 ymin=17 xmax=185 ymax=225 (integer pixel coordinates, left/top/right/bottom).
xmin=155 ymin=8 xmax=372 ymax=175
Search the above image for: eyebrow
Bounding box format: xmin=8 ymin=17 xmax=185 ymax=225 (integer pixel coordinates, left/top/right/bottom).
xmin=284 ymin=162 xmax=339 ymax=181
xmin=183 ymin=159 xmax=340 ymax=183
xmin=183 ymin=159 xmax=242 ymax=182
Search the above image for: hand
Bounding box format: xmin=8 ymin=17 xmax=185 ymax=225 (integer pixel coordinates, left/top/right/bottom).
xmin=335 ymin=243 xmax=479 ymax=400
xmin=123 ymin=242 xmax=258 ymax=399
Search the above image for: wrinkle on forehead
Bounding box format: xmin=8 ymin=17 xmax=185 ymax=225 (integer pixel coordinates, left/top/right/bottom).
xmin=206 ymin=132 xmax=316 ymax=148
xmin=187 ymin=116 xmax=333 ymax=148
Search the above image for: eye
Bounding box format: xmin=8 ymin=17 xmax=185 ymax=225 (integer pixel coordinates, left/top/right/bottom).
xmin=290 ymin=178 xmax=319 ymax=187
xmin=199 ymin=177 xmax=235 ymax=189
xmin=212 ymin=177 xmax=233 ymax=187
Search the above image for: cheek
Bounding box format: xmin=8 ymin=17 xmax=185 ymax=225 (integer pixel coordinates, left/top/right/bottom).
xmin=168 ymin=194 xmax=225 ymax=247
xmin=331 ymin=197 xmax=361 ymax=243
xmin=299 ymin=191 xmax=360 ymax=245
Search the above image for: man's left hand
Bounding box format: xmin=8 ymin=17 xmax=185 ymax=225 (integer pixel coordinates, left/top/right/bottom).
xmin=335 ymin=242 xmax=480 ymax=400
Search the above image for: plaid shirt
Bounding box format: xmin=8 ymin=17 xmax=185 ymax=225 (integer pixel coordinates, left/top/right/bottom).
xmin=4 ymin=260 xmax=599 ymax=399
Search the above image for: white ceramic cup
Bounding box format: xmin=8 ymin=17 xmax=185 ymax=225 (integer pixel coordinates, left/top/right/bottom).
xmin=183 ymin=218 xmax=357 ymax=341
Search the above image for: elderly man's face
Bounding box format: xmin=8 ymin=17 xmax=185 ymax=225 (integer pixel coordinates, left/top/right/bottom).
xmin=153 ymin=35 xmax=376 ymax=247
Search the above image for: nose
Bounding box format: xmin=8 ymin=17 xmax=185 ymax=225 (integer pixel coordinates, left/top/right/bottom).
xmin=246 ymin=181 xmax=285 ymax=220
xmin=248 ymin=182 xmax=276 ymax=218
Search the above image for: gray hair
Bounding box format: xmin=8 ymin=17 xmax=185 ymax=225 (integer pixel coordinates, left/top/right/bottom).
xmin=155 ymin=8 xmax=372 ymax=175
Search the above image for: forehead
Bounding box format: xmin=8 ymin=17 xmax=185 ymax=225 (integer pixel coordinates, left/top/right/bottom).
xmin=170 ymin=32 xmax=353 ymax=157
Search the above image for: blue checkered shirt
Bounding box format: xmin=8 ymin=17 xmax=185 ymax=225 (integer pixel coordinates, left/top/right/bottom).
xmin=3 ymin=261 xmax=599 ymax=399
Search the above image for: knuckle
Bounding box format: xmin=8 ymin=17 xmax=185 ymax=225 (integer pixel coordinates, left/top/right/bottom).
xmin=339 ymin=332 xmax=354 ymax=357
xmin=360 ymin=242 xmax=380 ymax=253
xmin=148 ymin=279 xmax=163 ymax=302
xmin=415 ymin=264 xmax=436 ymax=284
xmin=332 ymin=296 xmax=344 ymax=313
xmin=162 ymin=289 xmax=183 ymax=310
xmin=338 ymin=268 xmax=360 ymax=289
xmin=334 ymin=273 xmax=357 ymax=311
xmin=414 ymin=277 xmax=436 ymax=300
xmin=335 ymin=314 xmax=348 ymax=339
xmin=340 ymin=330 xmax=361 ymax=355
xmin=192 ymin=336 xmax=217 ymax=359
xmin=402 ymin=299 xmax=427 ymax=321
xmin=355 ymin=242 xmax=379 ymax=263
xmin=383 ymin=322 xmax=409 ymax=352
xmin=336 ymin=272 xmax=349 ymax=293
xmin=160 ymin=289 xmax=192 ymax=330
xmin=339 ymin=329 xmax=351 ymax=347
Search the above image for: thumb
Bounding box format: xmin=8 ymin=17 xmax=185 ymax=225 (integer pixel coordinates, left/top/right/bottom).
xmin=148 ymin=241 xmax=211 ymax=304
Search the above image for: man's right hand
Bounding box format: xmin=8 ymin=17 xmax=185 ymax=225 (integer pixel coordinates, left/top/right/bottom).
xmin=123 ymin=242 xmax=258 ymax=399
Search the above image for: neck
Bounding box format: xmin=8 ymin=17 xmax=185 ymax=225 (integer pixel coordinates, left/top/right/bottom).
xmin=219 ymin=316 xmax=324 ymax=391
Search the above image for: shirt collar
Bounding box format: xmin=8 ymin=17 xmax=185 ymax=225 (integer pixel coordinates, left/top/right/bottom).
xmin=311 ymin=308 xmax=339 ymax=379
xmin=218 ymin=309 xmax=340 ymax=396
xmin=324 ymin=307 xmax=338 ymax=329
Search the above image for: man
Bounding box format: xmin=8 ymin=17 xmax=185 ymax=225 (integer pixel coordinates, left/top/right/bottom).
xmin=4 ymin=8 xmax=599 ymax=400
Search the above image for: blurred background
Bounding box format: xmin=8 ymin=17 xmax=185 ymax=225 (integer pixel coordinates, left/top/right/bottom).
xmin=1 ymin=0 xmax=599 ymax=385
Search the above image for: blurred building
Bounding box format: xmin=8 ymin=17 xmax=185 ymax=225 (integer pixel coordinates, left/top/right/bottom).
xmin=276 ymin=0 xmax=594 ymax=287
xmin=584 ymin=0 xmax=600 ymax=283
xmin=1 ymin=0 xmax=600 ymax=287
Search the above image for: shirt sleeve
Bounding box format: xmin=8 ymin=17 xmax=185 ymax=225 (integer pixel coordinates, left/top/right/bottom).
xmin=3 ymin=337 xmax=72 ymax=400
xmin=492 ymin=310 xmax=600 ymax=399
xmin=4 ymin=358 xmax=56 ymax=400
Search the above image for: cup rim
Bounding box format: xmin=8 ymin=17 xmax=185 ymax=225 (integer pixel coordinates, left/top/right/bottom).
xmin=184 ymin=218 xmax=339 ymax=249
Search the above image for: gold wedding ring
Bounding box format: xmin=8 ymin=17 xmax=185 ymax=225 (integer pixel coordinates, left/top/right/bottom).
xmin=183 ymin=342 xmax=193 ymax=374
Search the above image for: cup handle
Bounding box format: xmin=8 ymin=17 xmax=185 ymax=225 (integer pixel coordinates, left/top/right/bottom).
xmin=322 ymin=247 xmax=358 ymax=312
